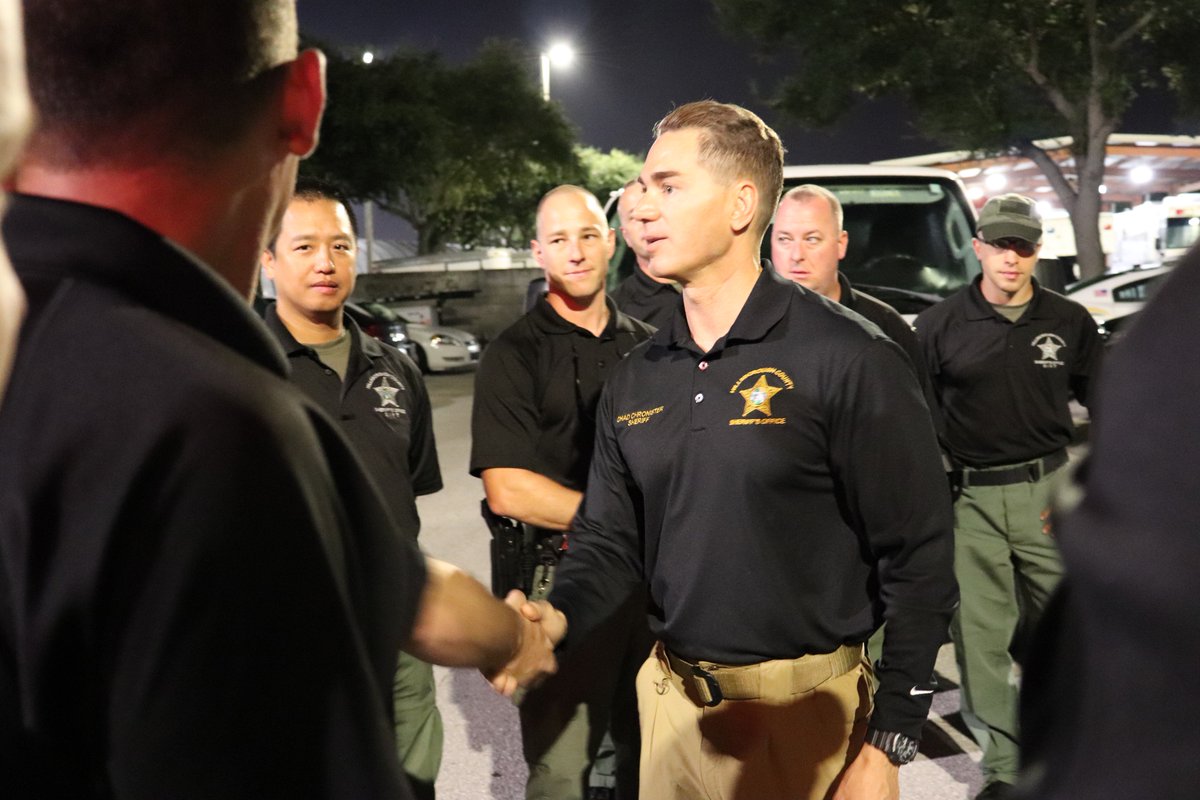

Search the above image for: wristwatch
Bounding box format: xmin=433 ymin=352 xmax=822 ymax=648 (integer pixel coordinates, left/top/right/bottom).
xmin=866 ymin=728 xmax=920 ymax=765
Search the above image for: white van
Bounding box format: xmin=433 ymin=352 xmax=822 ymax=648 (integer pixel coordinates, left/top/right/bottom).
xmin=607 ymin=165 xmax=981 ymax=318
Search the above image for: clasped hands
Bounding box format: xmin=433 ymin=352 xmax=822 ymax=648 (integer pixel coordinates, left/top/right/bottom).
xmin=484 ymin=590 xmax=568 ymax=697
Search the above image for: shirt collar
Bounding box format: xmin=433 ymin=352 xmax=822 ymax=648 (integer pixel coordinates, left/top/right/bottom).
xmin=529 ymin=293 xmax=625 ymax=339
xmin=836 ymin=271 xmax=858 ymax=310
xmin=964 ymin=275 xmax=1051 ymax=321
xmin=5 ymin=194 xmax=288 ymax=374
xmin=651 ymin=263 xmax=796 ymax=351
xmin=264 ymin=302 xmax=376 ymax=358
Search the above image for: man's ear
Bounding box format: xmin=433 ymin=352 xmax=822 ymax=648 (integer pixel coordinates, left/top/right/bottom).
xmin=730 ymin=180 xmax=757 ymax=235
xmin=281 ymin=49 xmax=326 ymax=158
xmin=530 ymin=238 xmax=545 ymax=268
xmin=260 ymin=247 xmax=277 ymax=280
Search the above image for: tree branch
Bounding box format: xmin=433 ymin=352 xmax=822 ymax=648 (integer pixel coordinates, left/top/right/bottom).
xmin=1018 ymin=139 xmax=1078 ymax=213
xmin=1109 ymin=9 xmax=1157 ymax=52
xmin=1023 ymin=34 xmax=1075 ymax=121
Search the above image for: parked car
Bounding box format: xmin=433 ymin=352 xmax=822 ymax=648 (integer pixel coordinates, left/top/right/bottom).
xmin=1064 ymin=264 xmax=1171 ymax=345
xmin=405 ymin=322 xmax=481 ymax=373
xmin=606 ymin=165 xmax=980 ymax=320
xmin=346 ymin=301 xmax=417 ymax=360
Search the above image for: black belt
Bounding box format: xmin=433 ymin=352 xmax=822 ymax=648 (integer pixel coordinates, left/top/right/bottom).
xmin=960 ymin=450 xmax=1068 ymax=487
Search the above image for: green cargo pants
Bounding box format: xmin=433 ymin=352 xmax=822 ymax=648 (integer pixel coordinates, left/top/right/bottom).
xmin=950 ymin=460 xmax=1065 ymax=786
xmin=393 ymin=650 xmax=444 ymax=800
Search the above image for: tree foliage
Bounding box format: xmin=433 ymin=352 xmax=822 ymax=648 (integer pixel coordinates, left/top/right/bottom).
xmin=576 ymin=145 xmax=644 ymax=207
xmin=714 ymin=0 xmax=1200 ymax=277
xmin=303 ymin=39 xmax=582 ymax=253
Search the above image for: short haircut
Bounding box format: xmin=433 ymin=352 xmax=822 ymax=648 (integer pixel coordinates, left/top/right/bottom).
xmin=534 ymin=184 xmax=605 ymax=241
xmin=22 ymin=0 xmax=298 ymax=167
xmin=654 ymin=100 xmax=785 ymax=238
xmin=782 ymin=184 xmax=844 ymax=231
xmin=293 ymin=177 xmax=359 ymax=239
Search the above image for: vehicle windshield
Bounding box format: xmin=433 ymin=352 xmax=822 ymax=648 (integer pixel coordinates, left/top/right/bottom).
xmin=1163 ymin=216 xmax=1200 ymax=251
xmin=770 ymin=178 xmax=981 ymax=312
xmin=607 ymin=175 xmax=980 ymax=314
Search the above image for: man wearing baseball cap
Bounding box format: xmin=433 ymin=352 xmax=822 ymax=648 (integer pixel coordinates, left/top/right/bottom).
xmin=913 ymin=194 xmax=1103 ymax=800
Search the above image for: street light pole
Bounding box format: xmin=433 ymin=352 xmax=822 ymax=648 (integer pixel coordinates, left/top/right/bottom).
xmin=539 ymin=42 xmax=574 ymax=102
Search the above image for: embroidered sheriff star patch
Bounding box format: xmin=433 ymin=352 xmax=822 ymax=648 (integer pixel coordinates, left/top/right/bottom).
xmin=739 ymin=374 xmax=782 ymax=417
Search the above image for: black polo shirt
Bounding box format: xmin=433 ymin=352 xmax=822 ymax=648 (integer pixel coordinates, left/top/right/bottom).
xmin=551 ymin=267 xmax=956 ymax=739
xmin=609 ymin=265 xmax=682 ymax=330
xmin=470 ymin=295 xmax=654 ymax=491
xmin=0 ymin=195 xmax=421 ymax=797
xmin=914 ymin=276 xmax=1103 ymax=468
xmin=264 ymin=304 xmax=442 ymax=538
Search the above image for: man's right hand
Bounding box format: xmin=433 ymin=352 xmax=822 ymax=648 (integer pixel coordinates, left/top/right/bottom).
xmin=517 ymin=595 xmax=568 ymax=646
xmin=485 ymin=590 xmax=560 ymax=697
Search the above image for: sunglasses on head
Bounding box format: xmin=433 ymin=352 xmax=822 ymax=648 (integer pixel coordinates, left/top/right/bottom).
xmin=984 ymin=237 xmax=1038 ymax=258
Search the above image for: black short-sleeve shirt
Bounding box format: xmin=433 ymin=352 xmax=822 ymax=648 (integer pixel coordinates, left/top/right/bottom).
xmin=470 ymin=295 xmax=654 ymax=490
xmin=265 ymin=305 xmax=442 ymax=537
xmin=550 ymin=268 xmax=957 ymax=739
xmin=914 ymin=276 xmax=1103 ymax=467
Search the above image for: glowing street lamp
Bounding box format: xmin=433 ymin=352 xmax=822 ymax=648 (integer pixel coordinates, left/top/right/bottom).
xmin=540 ymin=41 xmax=574 ymax=101
xmin=362 ymin=50 xmax=374 ymax=65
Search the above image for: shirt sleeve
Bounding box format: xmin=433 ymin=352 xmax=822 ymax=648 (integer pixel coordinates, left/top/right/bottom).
xmin=548 ymin=381 xmax=645 ymax=651
xmin=827 ymin=339 xmax=958 ymax=739
xmin=1069 ymin=305 xmax=1105 ymax=411
xmin=469 ymin=335 xmax=542 ymax=476
xmin=404 ymin=359 xmax=443 ymax=496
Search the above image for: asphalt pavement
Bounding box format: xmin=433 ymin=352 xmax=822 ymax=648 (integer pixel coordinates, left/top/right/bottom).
xmin=417 ymin=371 xmax=987 ymax=799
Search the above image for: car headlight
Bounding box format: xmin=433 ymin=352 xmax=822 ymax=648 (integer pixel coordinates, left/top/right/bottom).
xmin=466 ymin=340 xmax=481 ymax=354
xmin=429 ymin=334 xmax=462 ymax=348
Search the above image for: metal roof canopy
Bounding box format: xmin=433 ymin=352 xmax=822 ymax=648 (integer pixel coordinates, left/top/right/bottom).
xmin=875 ymin=134 xmax=1200 ymax=209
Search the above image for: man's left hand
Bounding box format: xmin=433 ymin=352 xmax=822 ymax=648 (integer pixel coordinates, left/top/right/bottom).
xmin=831 ymin=743 xmax=900 ymax=800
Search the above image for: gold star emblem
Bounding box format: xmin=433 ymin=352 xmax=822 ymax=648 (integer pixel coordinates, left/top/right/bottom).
xmin=739 ymin=374 xmax=782 ymax=417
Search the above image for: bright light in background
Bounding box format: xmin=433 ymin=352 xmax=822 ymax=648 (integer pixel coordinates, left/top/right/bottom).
xmin=1130 ymin=165 xmax=1154 ymax=184
xmin=362 ymin=50 xmax=374 ymax=65
xmin=984 ymin=172 xmax=1007 ymax=191
xmin=540 ymin=41 xmax=575 ymax=102
xmin=1035 ymin=186 xmax=1053 ymax=193
xmin=967 ymin=186 xmax=985 ymax=201
xmin=1099 ymin=184 xmax=1108 ymax=194
xmin=546 ymin=42 xmax=574 ymax=68
xmin=959 ymin=167 xmax=982 ymax=178
xmin=1036 ymin=201 xmax=1055 ymax=215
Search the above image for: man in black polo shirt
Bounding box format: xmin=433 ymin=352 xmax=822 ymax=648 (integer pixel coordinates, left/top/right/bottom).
xmin=526 ymin=101 xmax=955 ymax=800
xmin=770 ymin=184 xmax=928 ymax=382
xmin=471 ymin=185 xmax=654 ymax=800
xmin=610 ymin=179 xmax=682 ymax=329
xmin=261 ymin=178 xmax=444 ymax=800
xmin=913 ymin=193 xmax=1102 ymax=800
xmin=0 ymin=3 xmax=555 ymax=796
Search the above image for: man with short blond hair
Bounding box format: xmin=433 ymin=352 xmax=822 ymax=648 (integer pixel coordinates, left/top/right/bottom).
xmin=472 ymin=185 xmax=653 ymax=800
xmin=771 ymin=183 xmax=932 ymax=405
xmin=532 ymin=100 xmax=956 ymax=800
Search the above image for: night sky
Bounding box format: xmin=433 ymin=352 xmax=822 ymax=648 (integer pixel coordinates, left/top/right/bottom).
xmin=296 ymin=0 xmax=1187 ymax=241
xmin=296 ymin=0 xmax=945 ymax=164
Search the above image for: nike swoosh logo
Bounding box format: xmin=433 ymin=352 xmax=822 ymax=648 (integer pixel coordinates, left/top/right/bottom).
xmin=909 ymin=687 xmax=935 ymax=696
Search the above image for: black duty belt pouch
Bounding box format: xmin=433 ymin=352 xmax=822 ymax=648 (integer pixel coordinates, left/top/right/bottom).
xmin=480 ymin=499 xmax=564 ymax=599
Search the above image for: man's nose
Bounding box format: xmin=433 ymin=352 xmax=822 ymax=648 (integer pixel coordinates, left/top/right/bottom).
xmin=315 ymin=247 xmax=335 ymax=271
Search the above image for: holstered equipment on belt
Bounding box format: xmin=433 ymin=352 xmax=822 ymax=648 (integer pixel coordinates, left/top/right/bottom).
xmin=662 ymin=643 xmax=863 ymax=707
xmin=480 ymin=499 xmax=565 ymax=599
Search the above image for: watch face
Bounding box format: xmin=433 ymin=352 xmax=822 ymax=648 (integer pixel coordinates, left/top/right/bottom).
xmin=894 ymin=736 xmax=919 ymax=764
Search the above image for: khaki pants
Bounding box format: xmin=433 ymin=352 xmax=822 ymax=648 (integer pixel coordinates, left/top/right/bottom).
xmin=636 ymin=644 xmax=873 ymax=800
